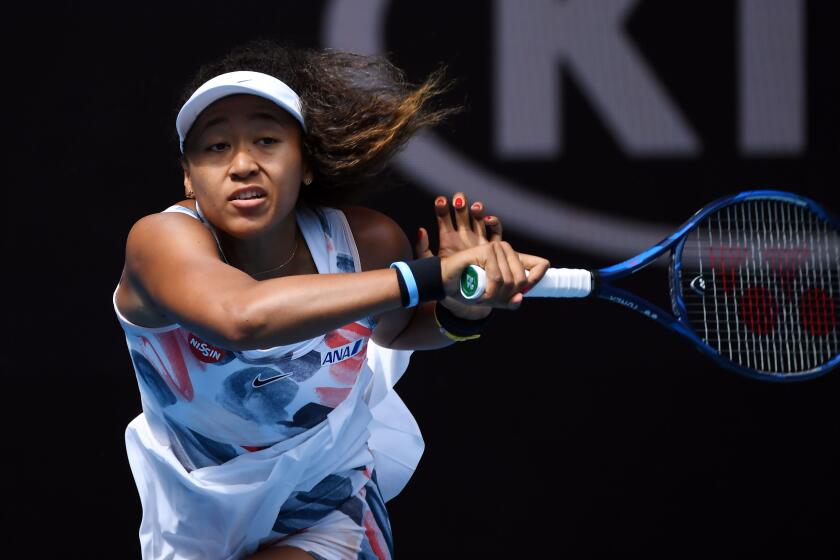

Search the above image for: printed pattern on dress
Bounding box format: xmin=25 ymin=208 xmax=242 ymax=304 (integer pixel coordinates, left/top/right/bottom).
xmin=261 ymin=467 xmax=394 ymax=560
xmin=121 ymin=205 xmax=381 ymax=469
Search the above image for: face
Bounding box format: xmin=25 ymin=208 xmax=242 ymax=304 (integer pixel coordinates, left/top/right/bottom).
xmin=181 ymin=94 xmax=311 ymax=239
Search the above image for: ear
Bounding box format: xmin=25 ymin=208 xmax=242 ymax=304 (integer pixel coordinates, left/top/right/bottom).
xmin=302 ymin=159 xmax=314 ymax=186
xmin=181 ymin=159 xmax=194 ymax=198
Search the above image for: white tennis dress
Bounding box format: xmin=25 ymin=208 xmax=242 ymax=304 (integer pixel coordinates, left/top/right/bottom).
xmin=113 ymin=202 xmax=423 ymax=559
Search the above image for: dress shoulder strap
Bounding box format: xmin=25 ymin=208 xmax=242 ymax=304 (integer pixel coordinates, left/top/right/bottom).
xmin=162 ymin=204 xmax=201 ymax=220
xmin=320 ymin=207 xmax=362 ymax=274
xmin=162 ymin=202 xmax=228 ymax=264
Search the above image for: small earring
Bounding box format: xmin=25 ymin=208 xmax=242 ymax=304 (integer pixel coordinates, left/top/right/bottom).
xmin=303 ymin=177 xmax=312 ymax=186
xmin=186 ymin=191 xmax=195 ymax=199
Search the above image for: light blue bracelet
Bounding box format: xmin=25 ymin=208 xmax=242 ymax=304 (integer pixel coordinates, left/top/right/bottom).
xmin=390 ymin=261 xmax=419 ymax=308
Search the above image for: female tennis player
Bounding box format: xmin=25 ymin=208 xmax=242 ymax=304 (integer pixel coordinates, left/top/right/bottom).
xmin=113 ymin=39 xmax=549 ymax=560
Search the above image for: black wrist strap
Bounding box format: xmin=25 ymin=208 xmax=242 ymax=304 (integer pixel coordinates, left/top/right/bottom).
xmin=391 ymin=257 xmax=445 ymax=308
xmin=406 ymin=256 xmax=445 ymax=303
xmin=434 ymin=301 xmax=492 ymax=338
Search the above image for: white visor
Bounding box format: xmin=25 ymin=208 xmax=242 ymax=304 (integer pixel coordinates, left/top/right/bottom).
xmin=176 ymin=70 xmax=306 ymax=153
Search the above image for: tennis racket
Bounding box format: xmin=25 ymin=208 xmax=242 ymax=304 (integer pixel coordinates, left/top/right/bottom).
xmin=460 ymin=191 xmax=840 ymax=382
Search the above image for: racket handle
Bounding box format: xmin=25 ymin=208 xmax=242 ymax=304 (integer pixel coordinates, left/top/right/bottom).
xmin=460 ymin=266 xmax=592 ymax=299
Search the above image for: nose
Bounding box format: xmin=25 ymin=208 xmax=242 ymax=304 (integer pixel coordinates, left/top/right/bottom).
xmin=229 ymin=144 xmax=259 ymax=178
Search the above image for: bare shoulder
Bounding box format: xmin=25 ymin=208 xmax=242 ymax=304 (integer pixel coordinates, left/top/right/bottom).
xmin=123 ymin=204 xmax=222 ymax=294
xmin=125 ymin=204 xmax=216 ymax=264
xmin=340 ymin=206 xmax=413 ymax=271
xmin=117 ymin=202 xmax=220 ymax=327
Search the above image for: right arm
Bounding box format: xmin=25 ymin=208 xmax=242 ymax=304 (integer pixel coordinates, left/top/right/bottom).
xmin=124 ymin=212 xmax=405 ymax=351
xmin=124 ymin=211 xmax=541 ymax=351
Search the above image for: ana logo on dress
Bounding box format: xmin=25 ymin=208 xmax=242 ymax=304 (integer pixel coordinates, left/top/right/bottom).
xmin=188 ymin=333 xmax=226 ymax=363
xmin=321 ymin=339 xmax=364 ymax=366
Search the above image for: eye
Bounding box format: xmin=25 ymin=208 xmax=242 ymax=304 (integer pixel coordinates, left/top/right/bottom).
xmin=258 ymin=137 xmax=279 ymax=146
xmin=208 ymin=142 xmax=228 ymax=152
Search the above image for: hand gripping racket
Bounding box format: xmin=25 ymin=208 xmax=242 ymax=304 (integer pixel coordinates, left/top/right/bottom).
xmin=460 ymin=191 xmax=840 ymax=382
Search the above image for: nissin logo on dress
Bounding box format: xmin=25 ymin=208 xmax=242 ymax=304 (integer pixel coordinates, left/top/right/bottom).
xmin=321 ymin=339 xmax=364 ymax=366
xmin=188 ymin=334 xmax=225 ymax=363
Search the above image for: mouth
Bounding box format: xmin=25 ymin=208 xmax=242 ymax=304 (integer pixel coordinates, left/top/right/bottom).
xmin=228 ymin=186 xmax=269 ymax=210
xmin=228 ymin=186 xmax=268 ymax=201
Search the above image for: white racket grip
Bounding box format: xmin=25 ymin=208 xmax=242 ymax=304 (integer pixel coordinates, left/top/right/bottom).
xmin=524 ymin=268 xmax=592 ymax=298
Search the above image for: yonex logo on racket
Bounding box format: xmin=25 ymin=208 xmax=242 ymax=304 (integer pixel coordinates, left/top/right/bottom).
xmin=690 ymin=276 xmax=707 ymax=296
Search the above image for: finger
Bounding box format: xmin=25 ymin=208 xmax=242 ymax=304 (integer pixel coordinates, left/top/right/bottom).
xmin=518 ymin=253 xmax=552 ymax=293
xmin=469 ymin=201 xmax=488 ymax=241
xmin=492 ymin=241 xmax=516 ymax=308
xmin=434 ymin=195 xmax=454 ymax=235
xmin=501 ymin=242 xmax=528 ymax=295
xmin=415 ymin=227 xmax=433 ymax=258
xmin=452 ymin=192 xmax=471 ymax=232
xmin=497 ymin=242 xmax=526 ymax=309
xmin=484 ymin=215 xmax=503 ymax=242
xmin=479 ymin=246 xmax=503 ymax=305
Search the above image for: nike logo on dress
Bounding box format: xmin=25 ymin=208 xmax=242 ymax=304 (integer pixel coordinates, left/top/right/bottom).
xmin=252 ymin=372 xmax=292 ymax=388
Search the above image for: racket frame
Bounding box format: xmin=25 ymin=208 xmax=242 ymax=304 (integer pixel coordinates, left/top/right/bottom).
xmin=590 ymin=190 xmax=840 ymax=382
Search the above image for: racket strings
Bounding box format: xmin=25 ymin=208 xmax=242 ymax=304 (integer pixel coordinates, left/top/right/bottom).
xmin=679 ymin=199 xmax=839 ymax=375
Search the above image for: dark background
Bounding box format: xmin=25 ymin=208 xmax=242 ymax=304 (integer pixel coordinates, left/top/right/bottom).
xmin=6 ymin=1 xmax=839 ymax=557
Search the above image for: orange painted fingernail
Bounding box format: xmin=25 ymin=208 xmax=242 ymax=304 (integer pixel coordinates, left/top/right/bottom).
xmin=471 ymin=203 xmax=481 ymax=210
xmin=484 ymin=215 xmax=494 ymax=222
xmin=454 ymin=197 xmax=464 ymax=209
xmin=435 ymin=197 xmax=446 ymax=206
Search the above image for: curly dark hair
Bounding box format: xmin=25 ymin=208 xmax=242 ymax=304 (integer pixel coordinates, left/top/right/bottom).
xmin=175 ymin=38 xmax=461 ymax=207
